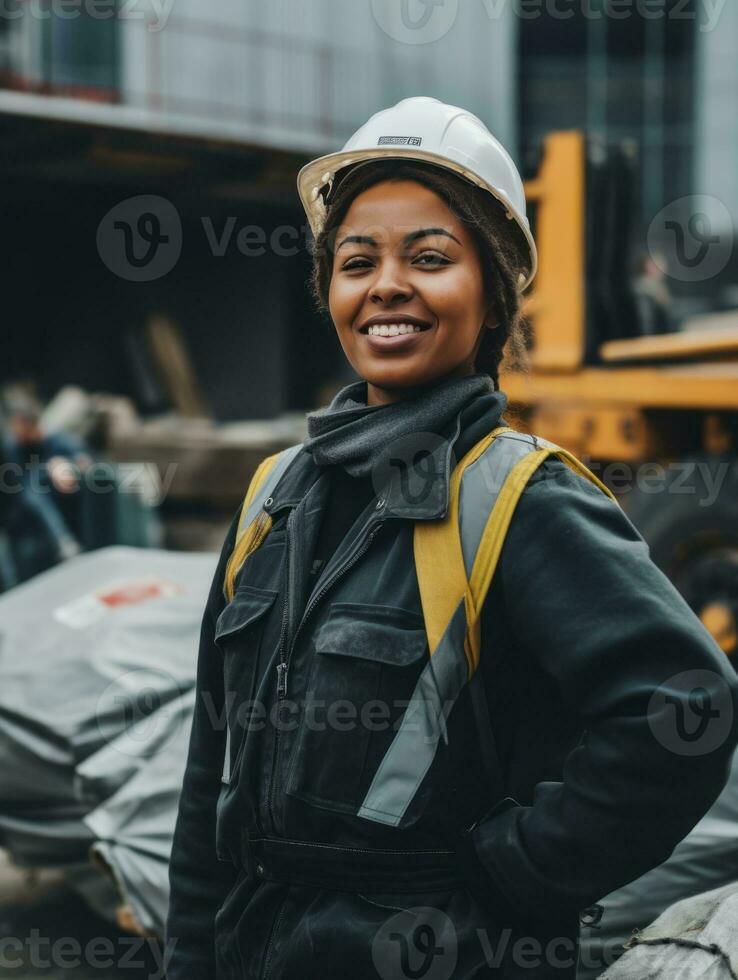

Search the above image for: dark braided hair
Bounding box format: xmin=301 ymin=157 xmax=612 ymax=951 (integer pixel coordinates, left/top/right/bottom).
xmin=309 ymin=159 xmax=532 ymax=390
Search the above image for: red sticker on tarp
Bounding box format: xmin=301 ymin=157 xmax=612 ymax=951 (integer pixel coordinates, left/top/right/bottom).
xmin=99 ymin=581 xmax=171 ymax=607
xmin=54 ymin=576 xmax=183 ymax=629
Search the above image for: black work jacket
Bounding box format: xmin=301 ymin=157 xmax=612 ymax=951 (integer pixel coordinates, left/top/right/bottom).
xmin=166 ymin=402 xmax=738 ymax=980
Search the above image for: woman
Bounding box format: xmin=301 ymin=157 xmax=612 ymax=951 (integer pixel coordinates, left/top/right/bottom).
xmin=166 ymin=98 xmax=738 ymax=980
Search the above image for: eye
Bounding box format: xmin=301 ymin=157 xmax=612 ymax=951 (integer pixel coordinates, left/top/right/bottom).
xmin=413 ymin=251 xmax=451 ymax=267
xmin=341 ymin=256 xmax=374 ymax=272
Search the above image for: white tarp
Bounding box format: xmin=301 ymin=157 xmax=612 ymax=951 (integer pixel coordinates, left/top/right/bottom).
xmin=600 ymin=882 xmax=738 ymax=979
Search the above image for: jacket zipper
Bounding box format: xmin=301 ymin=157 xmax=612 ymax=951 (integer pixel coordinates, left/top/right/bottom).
xmin=274 ymin=510 xmax=294 ymax=701
xmin=275 ymin=499 xmax=301 ymax=701
xmin=267 ymin=507 xmax=295 ymax=834
xmin=266 ymin=515 xmax=383 ymax=836
xmin=260 ymin=891 xmax=288 ymax=980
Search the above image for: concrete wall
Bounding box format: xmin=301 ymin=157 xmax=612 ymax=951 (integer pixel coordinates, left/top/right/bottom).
xmin=118 ymin=0 xmax=518 ymax=157
xmin=694 ymin=3 xmax=738 ymax=236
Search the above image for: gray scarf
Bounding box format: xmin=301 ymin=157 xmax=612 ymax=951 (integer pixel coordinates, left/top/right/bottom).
xmin=304 ymin=373 xmax=505 ymax=478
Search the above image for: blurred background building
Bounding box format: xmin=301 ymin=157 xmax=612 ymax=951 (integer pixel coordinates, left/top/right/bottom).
xmin=1 ymin=0 xmax=735 ymax=414
xmin=0 ymin=0 xmax=518 ymax=424
xmin=0 ymin=0 xmax=736 ymax=560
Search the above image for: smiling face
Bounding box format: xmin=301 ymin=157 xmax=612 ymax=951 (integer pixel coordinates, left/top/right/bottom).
xmin=327 ymin=180 xmax=493 ymax=406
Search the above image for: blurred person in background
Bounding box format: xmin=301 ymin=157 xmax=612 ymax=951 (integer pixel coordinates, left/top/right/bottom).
xmin=0 ymin=385 xmax=92 ymax=586
xmin=632 ymin=251 xmax=675 ymax=336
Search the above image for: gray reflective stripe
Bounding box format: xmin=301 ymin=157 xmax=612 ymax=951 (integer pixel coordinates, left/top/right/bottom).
xmin=458 ymin=433 xmax=540 ymax=578
xmin=222 ymin=725 xmax=232 ymax=785
xmin=237 ymin=442 xmax=304 ymax=542
xmin=357 ymin=434 xmax=546 ymax=826
xmin=357 ymin=597 xmax=469 ymax=827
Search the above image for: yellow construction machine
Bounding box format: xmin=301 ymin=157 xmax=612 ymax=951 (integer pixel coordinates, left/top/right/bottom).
xmin=502 ymin=132 xmax=738 ymax=658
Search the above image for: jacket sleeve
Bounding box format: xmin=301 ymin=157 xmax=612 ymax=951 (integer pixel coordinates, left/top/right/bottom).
xmin=457 ymin=458 xmax=738 ymax=928
xmin=165 ymin=510 xmax=241 ymax=980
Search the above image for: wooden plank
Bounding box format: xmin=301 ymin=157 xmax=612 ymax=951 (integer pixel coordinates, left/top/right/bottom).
xmin=502 ymin=363 xmax=738 ymax=410
xmin=600 ymin=324 xmax=738 ymax=364
xmin=144 ymin=314 xmax=211 ymax=419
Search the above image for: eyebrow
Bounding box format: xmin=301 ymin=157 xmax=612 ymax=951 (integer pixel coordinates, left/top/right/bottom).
xmin=336 ymin=227 xmax=462 ymax=252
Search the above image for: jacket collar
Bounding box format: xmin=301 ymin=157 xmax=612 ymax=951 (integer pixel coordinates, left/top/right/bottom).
xmin=263 ymin=410 xmax=466 ymax=522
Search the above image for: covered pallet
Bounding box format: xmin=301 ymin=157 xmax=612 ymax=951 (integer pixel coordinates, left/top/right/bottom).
xmin=0 ymin=546 xmax=215 ymax=931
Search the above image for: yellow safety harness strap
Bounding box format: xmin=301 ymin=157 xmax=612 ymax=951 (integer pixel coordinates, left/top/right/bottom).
xmin=223 ymin=452 xmax=281 ymax=602
xmin=413 ymin=426 xmax=514 ymax=657
xmin=415 ymin=431 xmax=617 ymax=677
xmin=363 ymin=428 xmax=617 ymax=828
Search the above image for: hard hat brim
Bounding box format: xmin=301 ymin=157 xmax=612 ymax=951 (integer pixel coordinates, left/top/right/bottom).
xmin=297 ymin=147 xmax=538 ymax=290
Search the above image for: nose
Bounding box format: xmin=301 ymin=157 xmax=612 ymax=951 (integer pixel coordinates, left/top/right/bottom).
xmin=369 ymin=259 xmax=413 ymax=306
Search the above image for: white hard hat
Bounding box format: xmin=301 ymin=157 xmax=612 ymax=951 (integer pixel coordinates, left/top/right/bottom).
xmin=297 ymin=96 xmax=537 ymax=289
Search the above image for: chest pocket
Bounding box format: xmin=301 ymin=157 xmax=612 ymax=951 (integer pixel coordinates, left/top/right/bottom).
xmin=284 ymin=601 xmax=428 ymax=814
xmin=215 ymin=584 xmax=279 ymax=786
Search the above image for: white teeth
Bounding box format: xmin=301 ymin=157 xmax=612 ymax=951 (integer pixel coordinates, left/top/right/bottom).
xmin=367 ymin=323 xmax=425 ymax=336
